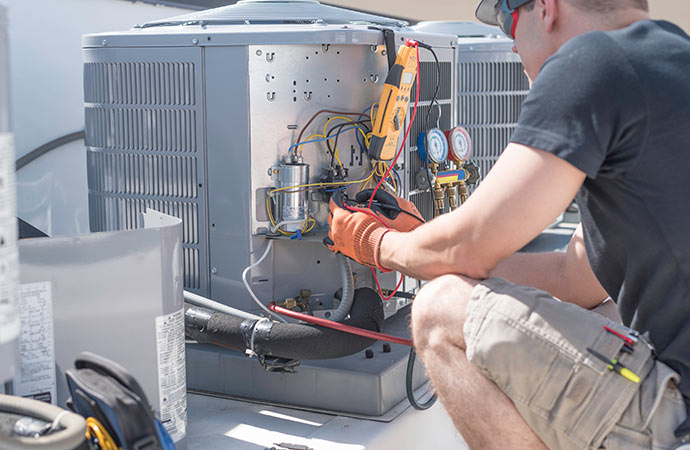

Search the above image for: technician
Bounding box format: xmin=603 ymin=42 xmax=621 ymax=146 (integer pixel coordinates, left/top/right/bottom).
xmin=325 ymin=0 xmax=690 ymax=448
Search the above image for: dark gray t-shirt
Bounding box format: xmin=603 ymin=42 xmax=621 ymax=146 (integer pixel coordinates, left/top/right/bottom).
xmin=511 ymin=20 xmax=690 ymax=417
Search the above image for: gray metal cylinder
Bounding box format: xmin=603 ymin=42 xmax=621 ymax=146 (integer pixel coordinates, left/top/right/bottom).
xmin=0 ymin=0 xmax=19 ymax=384
xmin=277 ymin=163 xmax=309 ymax=232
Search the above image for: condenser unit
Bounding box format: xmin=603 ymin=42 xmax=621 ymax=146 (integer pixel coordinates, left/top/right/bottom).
xmin=84 ymin=0 xmax=460 ymax=415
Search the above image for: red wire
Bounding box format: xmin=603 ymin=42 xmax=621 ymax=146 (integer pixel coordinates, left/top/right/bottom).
xmin=366 ymin=42 xmax=421 ymax=301
xmin=368 ymin=42 xmax=420 ymax=210
xmin=268 ymin=302 xmax=413 ymax=347
xmin=373 ymin=271 xmax=404 ymax=301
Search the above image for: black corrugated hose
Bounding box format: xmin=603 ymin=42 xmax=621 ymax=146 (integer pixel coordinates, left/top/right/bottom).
xmin=406 ymin=347 xmax=438 ymax=410
xmin=185 ymin=287 xmax=385 ymax=362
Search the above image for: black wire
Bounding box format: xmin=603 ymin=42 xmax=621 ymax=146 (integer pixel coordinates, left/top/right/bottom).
xmin=415 ymin=44 xmax=442 ymax=219
xmin=406 ymin=347 xmax=438 ymax=410
xmin=16 ymin=130 xmax=85 ymax=170
xmin=373 ymin=203 xmax=425 ymax=224
xmin=398 ymin=208 xmax=426 ymax=224
xmin=422 ymin=47 xmax=442 ymax=132
xmin=326 ymin=119 xmax=371 ymax=168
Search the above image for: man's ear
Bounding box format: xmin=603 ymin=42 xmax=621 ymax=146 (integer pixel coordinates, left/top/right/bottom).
xmin=540 ymin=0 xmax=559 ymax=32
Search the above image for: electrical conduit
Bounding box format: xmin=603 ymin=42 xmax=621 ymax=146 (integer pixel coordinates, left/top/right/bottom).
xmin=330 ymin=253 xmax=354 ymax=322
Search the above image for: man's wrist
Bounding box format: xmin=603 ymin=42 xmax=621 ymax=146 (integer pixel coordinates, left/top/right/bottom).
xmin=378 ymin=230 xmax=401 ymax=272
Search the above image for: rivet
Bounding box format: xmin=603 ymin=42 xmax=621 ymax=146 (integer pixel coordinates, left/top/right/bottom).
xmin=192 ymin=38 xmax=199 ymax=45
xmin=211 ymin=267 xmax=218 ymax=274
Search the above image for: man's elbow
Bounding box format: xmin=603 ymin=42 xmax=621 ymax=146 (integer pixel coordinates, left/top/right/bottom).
xmin=448 ymin=244 xmax=495 ymax=280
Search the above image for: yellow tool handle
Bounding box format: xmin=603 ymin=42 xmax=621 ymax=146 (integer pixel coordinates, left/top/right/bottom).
xmin=369 ymin=43 xmax=417 ymax=161
xmin=617 ymin=367 xmax=641 ymax=384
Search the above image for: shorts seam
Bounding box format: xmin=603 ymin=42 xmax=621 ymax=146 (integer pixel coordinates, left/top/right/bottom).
xmin=493 ymin=309 xmax=586 ymax=363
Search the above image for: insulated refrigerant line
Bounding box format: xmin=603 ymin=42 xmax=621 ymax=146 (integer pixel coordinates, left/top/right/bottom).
xmin=183 ymin=291 xmax=260 ymax=321
xmin=268 ymin=302 xmax=413 ymax=347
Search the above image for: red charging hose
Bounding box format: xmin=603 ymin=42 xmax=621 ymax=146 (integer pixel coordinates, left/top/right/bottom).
xmin=367 ymin=41 xmax=421 ymax=301
xmin=268 ymin=302 xmax=413 ymax=347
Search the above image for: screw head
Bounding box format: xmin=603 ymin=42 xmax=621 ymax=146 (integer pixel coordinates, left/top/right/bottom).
xmin=365 ymin=349 xmax=374 ymax=359
xmin=192 ymin=38 xmax=199 ymax=45
xmin=101 ymin=39 xmax=107 ymax=47
xmin=211 ymin=267 xmax=218 ymax=274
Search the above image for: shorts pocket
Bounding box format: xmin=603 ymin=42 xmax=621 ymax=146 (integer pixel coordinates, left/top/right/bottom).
xmin=529 ymin=353 xmax=577 ymax=415
xmin=529 ymin=326 xmax=654 ymax=448
xmin=600 ymin=425 xmax=652 ymax=450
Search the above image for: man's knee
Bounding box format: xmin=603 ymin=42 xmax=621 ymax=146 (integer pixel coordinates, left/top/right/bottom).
xmin=411 ymin=274 xmax=479 ymax=351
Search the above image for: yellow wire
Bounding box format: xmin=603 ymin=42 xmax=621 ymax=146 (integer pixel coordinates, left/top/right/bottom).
xmin=266 ymin=195 xmax=318 ymax=237
xmin=266 ymin=169 xmax=377 ymax=232
xmin=268 ymin=169 xmax=375 ymax=194
xmin=323 ymin=116 xmax=370 ymax=146
xmin=86 ymin=417 xmax=120 ymax=450
xmin=266 ymin=195 xmax=292 ymax=236
xmin=322 ymin=116 xmax=371 ymax=164
xmin=370 ymin=102 xmax=379 ymax=123
xmin=297 ymin=132 xmax=345 ymax=168
xmin=296 ymin=133 xmax=325 ymax=154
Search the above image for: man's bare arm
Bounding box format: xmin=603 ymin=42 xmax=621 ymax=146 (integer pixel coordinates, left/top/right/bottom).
xmin=379 ymin=143 xmax=588 ymax=284
xmin=490 ymin=223 xmax=609 ymax=309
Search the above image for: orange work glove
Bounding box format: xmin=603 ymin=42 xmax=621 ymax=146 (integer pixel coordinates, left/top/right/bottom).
xmin=323 ymin=192 xmax=391 ymax=270
xmin=354 ymin=189 xmax=425 ymax=232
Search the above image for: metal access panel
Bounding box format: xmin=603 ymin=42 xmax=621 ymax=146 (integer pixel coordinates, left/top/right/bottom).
xmin=18 ymin=211 xmax=184 ymax=427
xmin=85 ymin=47 xmax=208 ymax=294
xmin=456 ymin=38 xmax=530 ymax=186
xmin=247 ymin=43 xmax=389 ymax=234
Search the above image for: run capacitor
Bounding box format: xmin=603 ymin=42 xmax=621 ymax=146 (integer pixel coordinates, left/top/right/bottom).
xmin=276 ymin=163 xmax=309 ymax=232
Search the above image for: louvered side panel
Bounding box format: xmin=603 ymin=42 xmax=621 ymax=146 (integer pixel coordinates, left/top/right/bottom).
xmin=410 ymin=62 xmax=453 ymax=101
xmin=87 ymin=152 xmax=198 ymax=199
xmin=85 ymin=107 xmax=196 ymax=153
xmin=84 ymin=61 xmax=195 ymax=106
xmin=84 ymin=48 xmax=206 ymax=293
xmin=457 ymin=53 xmax=530 ymax=190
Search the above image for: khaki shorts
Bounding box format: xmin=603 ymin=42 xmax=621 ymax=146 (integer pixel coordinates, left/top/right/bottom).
xmin=464 ymin=278 xmax=688 ymax=450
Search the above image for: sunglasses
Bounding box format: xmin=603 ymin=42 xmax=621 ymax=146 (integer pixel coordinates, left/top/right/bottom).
xmin=496 ymin=0 xmax=533 ymax=39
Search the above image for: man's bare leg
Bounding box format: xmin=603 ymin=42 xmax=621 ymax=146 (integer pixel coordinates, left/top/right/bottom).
xmin=411 ymin=274 xmax=548 ymax=450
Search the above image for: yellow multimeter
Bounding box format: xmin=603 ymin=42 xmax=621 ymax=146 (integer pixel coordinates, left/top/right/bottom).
xmin=369 ymin=41 xmax=418 ymax=161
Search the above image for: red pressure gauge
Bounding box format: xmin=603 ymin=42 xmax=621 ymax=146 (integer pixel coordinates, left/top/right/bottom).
xmin=445 ymin=126 xmax=473 ymax=162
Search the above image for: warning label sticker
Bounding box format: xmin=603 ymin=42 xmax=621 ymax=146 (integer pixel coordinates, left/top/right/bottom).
xmin=14 ymin=282 xmax=56 ymax=404
xmin=155 ymin=308 xmax=187 ymax=442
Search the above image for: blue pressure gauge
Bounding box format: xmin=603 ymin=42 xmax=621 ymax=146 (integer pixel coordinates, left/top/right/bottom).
xmin=417 ymin=128 xmax=448 ymax=164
